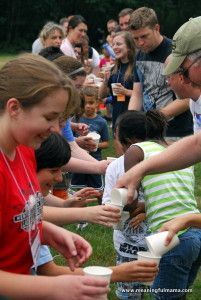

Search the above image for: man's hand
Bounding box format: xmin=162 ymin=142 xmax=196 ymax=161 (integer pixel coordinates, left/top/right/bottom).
xmin=76 ymin=136 xmax=97 ymax=151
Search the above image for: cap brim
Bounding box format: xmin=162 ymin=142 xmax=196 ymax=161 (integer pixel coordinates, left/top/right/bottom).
xmin=163 ymin=55 xmax=186 ymax=75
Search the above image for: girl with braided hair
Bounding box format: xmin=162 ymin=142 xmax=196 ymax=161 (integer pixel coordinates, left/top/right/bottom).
xmin=103 ymin=109 xmax=200 ymax=299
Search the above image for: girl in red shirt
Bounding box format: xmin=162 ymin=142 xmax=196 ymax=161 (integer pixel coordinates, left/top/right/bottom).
xmin=0 ymin=53 xmax=109 ymax=299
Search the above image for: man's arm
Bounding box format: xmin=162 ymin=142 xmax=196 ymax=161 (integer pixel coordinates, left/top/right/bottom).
xmin=159 ymin=213 xmax=201 ymax=245
xmin=137 ymin=132 xmax=201 ymax=173
xmin=64 ymin=157 xmax=109 ymax=174
xmin=128 ymin=82 xmax=143 ymax=110
xmin=160 ymin=98 xmax=190 ymax=120
xmin=69 ymin=141 xmax=97 ymax=162
xmin=116 ymin=132 xmax=201 ymax=203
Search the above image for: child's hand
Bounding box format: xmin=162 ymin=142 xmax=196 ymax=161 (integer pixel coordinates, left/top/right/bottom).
xmin=85 ymin=205 xmax=121 ymax=226
xmin=63 ymin=196 xmax=97 ymax=208
xmin=42 ymin=221 xmax=92 ymax=271
xmin=130 ymin=202 xmax=145 ymax=217
xmin=129 ymin=213 xmax=146 ymax=229
xmin=112 ymin=260 xmax=158 ymax=283
xmin=74 ymin=187 xmax=101 ymax=199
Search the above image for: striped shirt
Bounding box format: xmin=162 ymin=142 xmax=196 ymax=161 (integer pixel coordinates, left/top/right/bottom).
xmin=134 ymin=141 xmax=199 ymax=233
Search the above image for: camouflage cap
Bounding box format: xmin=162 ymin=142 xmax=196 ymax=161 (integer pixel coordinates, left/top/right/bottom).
xmin=163 ymin=16 xmax=201 ymax=75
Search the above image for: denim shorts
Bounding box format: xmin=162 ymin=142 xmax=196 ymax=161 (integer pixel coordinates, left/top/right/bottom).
xmin=115 ymin=254 xmax=145 ymax=300
xmin=151 ymin=228 xmax=201 ymax=299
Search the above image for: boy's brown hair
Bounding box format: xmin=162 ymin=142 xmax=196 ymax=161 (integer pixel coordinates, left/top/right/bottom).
xmin=129 ymin=7 xmax=158 ymax=30
xmin=81 ymin=85 xmax=99 ymax=101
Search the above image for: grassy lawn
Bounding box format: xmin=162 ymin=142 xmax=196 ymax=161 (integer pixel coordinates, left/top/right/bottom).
xmin=1 ymin=54 xmax=201 ymax=299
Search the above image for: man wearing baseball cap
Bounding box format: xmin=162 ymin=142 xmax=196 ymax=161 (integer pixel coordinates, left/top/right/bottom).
xmin=164 ymin=16 xmax=201 ymax=132
xmin=164 ymin=16 xmax=201 ymax=77
xmin=116 ymin=17 xmax=201 ymax=299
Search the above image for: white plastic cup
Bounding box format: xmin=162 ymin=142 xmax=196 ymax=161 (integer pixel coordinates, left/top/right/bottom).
xmin=110 ymin=188 xmax=138 ymax=206
xmin=137 ymin=251 xmax=161 ymax=285
xmin=83 ymin=266 xmax=113 ymax=300
xmin=107 ymin=203 xmax=123 ymax=229
xmin=111 ymin=83 xmax=125 ymax=101
xmin=111 ymin=83 xmax=119 ymax=96
xmin=145 ymin=231 xmax=180 ymax=257
xmin=83 ymin=266 xmax=113 ymax=281
xmin=87 ymin=131 xmax=100 ymax=152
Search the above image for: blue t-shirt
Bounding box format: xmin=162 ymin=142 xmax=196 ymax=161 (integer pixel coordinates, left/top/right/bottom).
xmin=108 ymin=62 xmax=134 ymax=129
xmin=72 ymin=114 xmax=109 ymax=160
xmin=62 ymin=119 xmax=75 ymax=142
xmin=37 ymin=245 xmax=53 ymax=267
xmin=134 ymin=36 xmax=193 ymax=137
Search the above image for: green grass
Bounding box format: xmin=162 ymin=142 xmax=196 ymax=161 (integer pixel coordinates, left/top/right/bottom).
xmin=1 ymin=54 xmax=201 ymax=299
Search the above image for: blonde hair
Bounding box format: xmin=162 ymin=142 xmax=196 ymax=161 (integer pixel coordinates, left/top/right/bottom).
xmin=0 ymin=53 xmax=79 ymax=118
xmin=39 ymin=22 xmax=64 ymax=45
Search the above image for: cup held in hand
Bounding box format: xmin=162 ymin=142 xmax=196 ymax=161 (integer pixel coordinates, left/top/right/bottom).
xmin=137 ymin=251 xmax=161 ymax=285
xmin=111 ymin=83 xmax=125 ymax=101
xmin=83 ymin=266 xmax=112 ymax=300
xmin=110 ymin=188 xmax=138 ymax=206
xmin=87 ymin=131 xmax=100 ymax=152
xmin=83 ymin=266 xmax=113 ymax=281
xmin=107 ymin=203 xmax=123 ymax=229
xmin=145 ymin=231 xmax=180 ymax=257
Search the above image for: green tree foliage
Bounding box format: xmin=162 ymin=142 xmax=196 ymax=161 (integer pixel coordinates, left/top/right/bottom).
xmin=0 ymin=0 xmax=201 ymax=52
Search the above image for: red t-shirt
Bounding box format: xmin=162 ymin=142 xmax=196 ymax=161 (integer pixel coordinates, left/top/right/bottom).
xmin=0 ymin=145 xmax=43 ymax=274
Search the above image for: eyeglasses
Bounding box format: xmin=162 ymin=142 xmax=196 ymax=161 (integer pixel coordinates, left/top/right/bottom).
xmin=176 ymin=55 xmax=201 ymax=85
xmin=165 ymin=71 xmax=180 ymax=84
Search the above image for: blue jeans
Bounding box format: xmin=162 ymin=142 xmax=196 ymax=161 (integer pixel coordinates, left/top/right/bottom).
xmin=151 ymin=228 xmax=201 ymax=299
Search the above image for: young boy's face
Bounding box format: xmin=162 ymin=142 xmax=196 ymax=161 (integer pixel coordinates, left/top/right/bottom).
xmin=37 ymin=168 xmax=63 ymax=196
xmin=84 ymin=96 xmax=98 ymax=117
